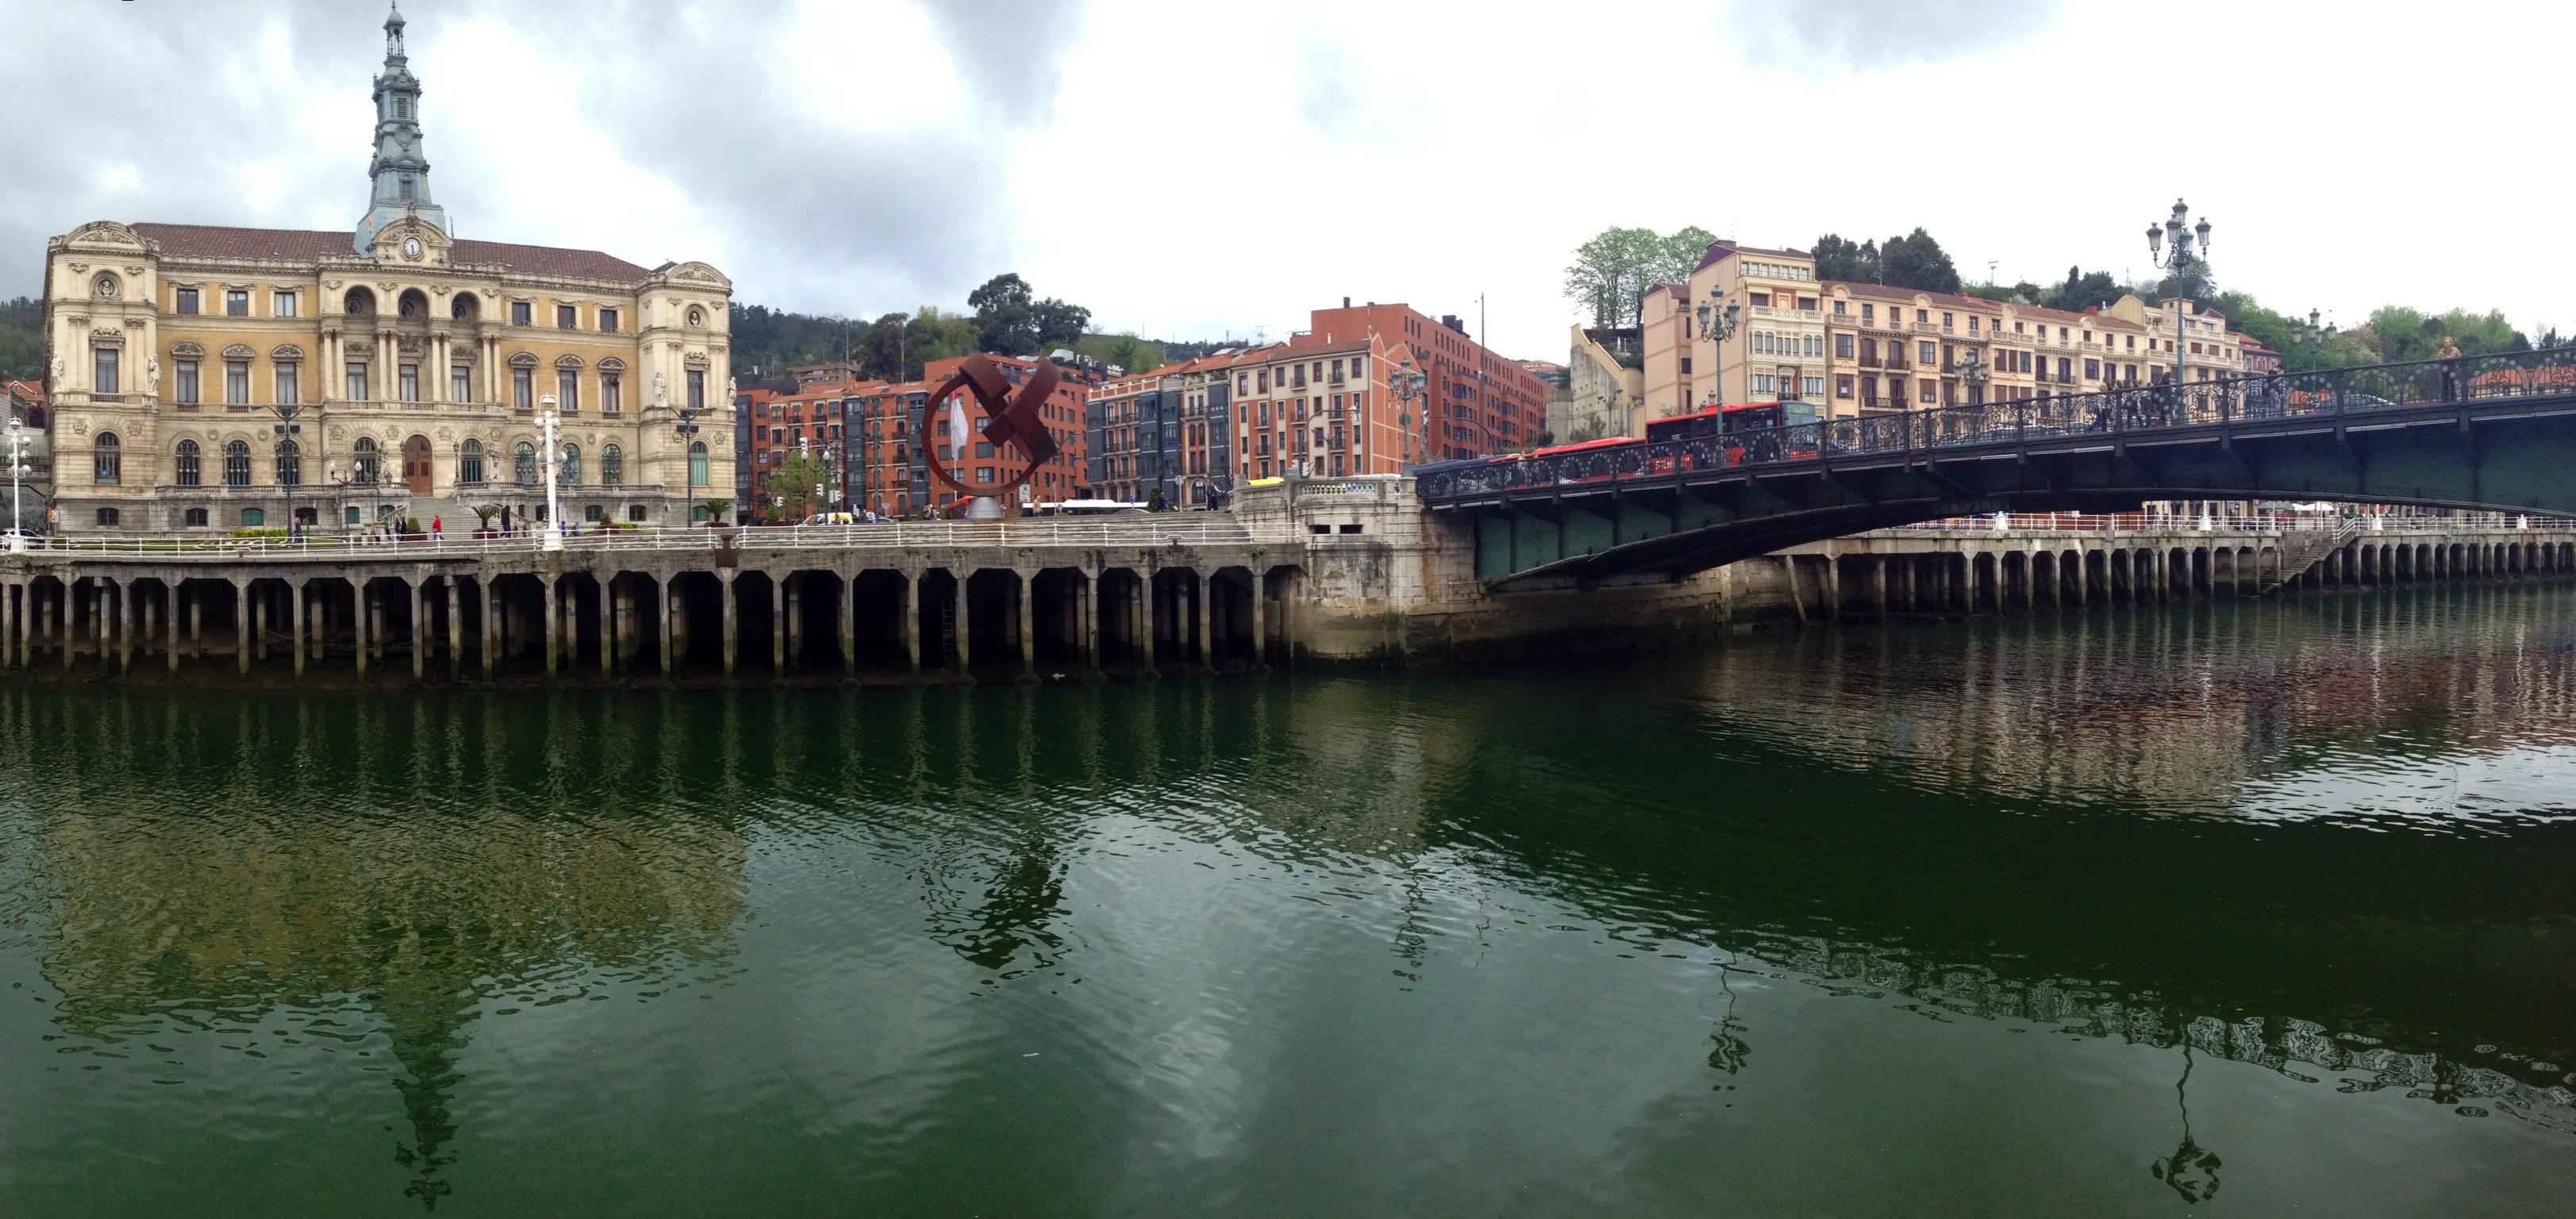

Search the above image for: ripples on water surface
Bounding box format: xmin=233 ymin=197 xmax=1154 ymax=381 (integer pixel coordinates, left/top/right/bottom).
xmin=1 ymin=584 xmax=2572 ymax=1216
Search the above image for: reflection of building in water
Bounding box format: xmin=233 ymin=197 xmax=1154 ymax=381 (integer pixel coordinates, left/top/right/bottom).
xmin=17 ymin=690 xmax=748 ymax=1206
xmin=1691 ymin=586 xmax=2576 ymax=814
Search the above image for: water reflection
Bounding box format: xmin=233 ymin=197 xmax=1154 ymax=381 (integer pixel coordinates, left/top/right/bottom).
xmin=0 ymin=583 xmax=2569 ymax=1213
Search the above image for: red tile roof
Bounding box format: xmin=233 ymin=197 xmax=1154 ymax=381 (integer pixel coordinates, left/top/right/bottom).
xmin=129 ymin=222 xmax=651 ymax=282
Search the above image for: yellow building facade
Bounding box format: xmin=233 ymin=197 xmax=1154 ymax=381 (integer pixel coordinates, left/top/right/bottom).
xmin=39 ymin=6 xmax=734 ymax=533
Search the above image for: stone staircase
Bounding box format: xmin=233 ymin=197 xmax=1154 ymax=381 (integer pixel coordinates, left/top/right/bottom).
xmin=2259 ymin=520 xmax=2360 ymax=596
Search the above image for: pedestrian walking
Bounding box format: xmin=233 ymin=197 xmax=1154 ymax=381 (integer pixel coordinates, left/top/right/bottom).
xmin=431 ymin=515 xmax=443 ymax=540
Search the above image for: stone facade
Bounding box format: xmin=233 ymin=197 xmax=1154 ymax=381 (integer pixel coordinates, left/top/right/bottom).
xmin=38 ymin=5 xmax=733 ymax=535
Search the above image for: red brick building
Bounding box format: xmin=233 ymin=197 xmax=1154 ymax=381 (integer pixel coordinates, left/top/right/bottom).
xmin=744 ymin=379 xmax=869 ymax=517
xmin=1298 ymin=302 xmax=1550 ymax=460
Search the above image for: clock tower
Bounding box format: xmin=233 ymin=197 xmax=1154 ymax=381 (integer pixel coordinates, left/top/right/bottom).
xmin=356 ymin=2 xmax=449 ymax=252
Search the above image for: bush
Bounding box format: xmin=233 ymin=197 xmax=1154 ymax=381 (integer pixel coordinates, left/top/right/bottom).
xmin=233 ymin=528 xmax=287 ymax=539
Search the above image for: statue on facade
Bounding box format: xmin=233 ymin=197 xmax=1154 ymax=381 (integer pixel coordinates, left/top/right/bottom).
xmin=146 ymin=356 xmax=160 ymax=387
xmin=50 ymin=354 xmax=63 ymax=384
xmin=652 ymin=371 xmax=669 ymax=407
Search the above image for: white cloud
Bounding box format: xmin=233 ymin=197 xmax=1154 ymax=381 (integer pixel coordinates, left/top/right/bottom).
xmin=2 ymin=0 xmax=2570 ymax=361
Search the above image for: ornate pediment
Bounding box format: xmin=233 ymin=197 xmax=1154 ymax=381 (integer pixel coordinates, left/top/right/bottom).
xmin=369 ymin=214 xmax=453 ymax=268
xmin=221 ymin=343 xmax=256 ymax=359
xmin=171 ymin=340 xmax=206 ymax=359
xmin=271 ymin=344 xmax=306 ymax=361
xmin=56 ymin=220 xmax=145 ymax=251
xmin=554 ymin=353 xmax=584 ymax=369
xmin=598 ymin=356 xmax=626 ymax=372
xmin=657 ymin=260 xmax=731 ymax=290
xmin=683 ymin=352 xmax=709 ymax=370
xmin=508 ymin=352 xmax=539 ymax=368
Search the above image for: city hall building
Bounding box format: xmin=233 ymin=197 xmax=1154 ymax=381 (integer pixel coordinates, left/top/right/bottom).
xmin=38 ymin=5 xmax=734 ymax=533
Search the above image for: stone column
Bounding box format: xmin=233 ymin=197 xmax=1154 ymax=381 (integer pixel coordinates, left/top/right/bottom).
xmin=164 ymin=583 xmax=179 ymax=672
xmin=542 ymin=576 xmax=559 ymax=676
xmin=659 ymin=576 xmax=676 ymax=676
xmin=290 ymin=578 xmax=306 ymax=678
xmin=900 ymin=571 xmax=919 ymax=676
xmin=117 ymin=579 xmax=133 ymax=672
xmin=1194 ymin=572 xmax=1211 ymax=671
xmin=1021 ymin=571 xmax=1038 ymax=679
xmin=1140 ymin=573 xmax=1157 ymax=675
xmin=188 ymin=585 xmax=202 ymax=659
xmin=776 ymin=575 xmax=791 ymax=675
xmin=482 ymin=578 xmax=499 ymax=679
xmin=252 ymin=580 xmax=267 ymax=663
xmin=1250 ymin=571 xmax=1268 ymax=668
xmin=140 ymin=587 xmax=155 ymax=666
xmin=841 ymin=573 xmax=857 ymax=676
xmin=720 ymin=571 xmax=737 ymax=679
xmin=409 ymin=579 xmax=427 ymax=681
xmin=234 ymin=579 xmax=250 ymax=675
xmin=1871 ymin=558 xmax=1890 ymax=619
xmin=356 ymin=579 xmax=371 ymax=678
xmin=953 ymin=572 xmax=971 ymax=675
xmin=448 ymin=579 xmax=463 ymax=679
xmin=600 ymin=577 xmax=616 ymax=677
xmin=1075 ymin=571 xmax=1094 ymax=673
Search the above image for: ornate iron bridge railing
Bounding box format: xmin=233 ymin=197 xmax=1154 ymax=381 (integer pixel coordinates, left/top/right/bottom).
xmin=1417 ymin=347 xmax=2576 ymax=503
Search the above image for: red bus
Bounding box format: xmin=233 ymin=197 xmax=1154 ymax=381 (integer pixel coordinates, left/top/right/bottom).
xmin=1489 ymin=435 xmax=1641 ymax=488
xmin=1643 ymin=401 xmax=1820 ymax=470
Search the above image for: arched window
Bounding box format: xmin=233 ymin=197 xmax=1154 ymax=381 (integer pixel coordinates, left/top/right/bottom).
xmin=175 ymin=439 xmax=202 ymax=486
xmin=344 ymin=286 xmax=376 ymax=317
xmin=560 ymin=443 xmax=582 ymax=486
xmin=224 ymin=440 xmax=251 ymax=486
xmin=459 ymin=439 xmax=484 ymax=483
xmin=398 ymin=290 xmax=429 ymax=320
xmin=600 ymin=443 xmax=623 ymax=486
xmin=275 ymin=439 xmax=301 ymax=486
xmin=451 ymin=294 xmax=479 ymax=322
xmin=354 ymin=436 xmax=380 ymax=484
xmin=93 ymin=432 xmax=120 ymax=485
xmin=514 ymin=441 xmax=536 ymax=485
xmin=240 ymin=508 xmax=265 ymax=528
xmin=688 ymin=440 xmax=709 ymax=486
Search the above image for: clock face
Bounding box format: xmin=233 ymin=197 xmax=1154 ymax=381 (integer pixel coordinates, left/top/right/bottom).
xmin=403 ymin=237 xmax=422 ymax=259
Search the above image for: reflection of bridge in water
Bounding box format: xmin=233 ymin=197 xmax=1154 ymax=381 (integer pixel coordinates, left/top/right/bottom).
xmin=1424 ymin=348 xmax=2576 ymax=587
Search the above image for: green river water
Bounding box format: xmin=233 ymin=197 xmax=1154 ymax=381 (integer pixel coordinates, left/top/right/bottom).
xmin=2 ymin=583 xmax=2572 ymax=1217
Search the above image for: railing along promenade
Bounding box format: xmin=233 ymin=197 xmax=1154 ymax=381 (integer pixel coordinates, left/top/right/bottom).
xmin=1419 ymin=346 xmax=2576 ymax=502
xmin=23 ymin=517 xmax=1278 ymax=560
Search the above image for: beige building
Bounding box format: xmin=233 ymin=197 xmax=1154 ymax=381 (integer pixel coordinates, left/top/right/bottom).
xmin=1638 ymin=242 xmax=1828 ymax=419
xmin=2107 ymin=294 xmax=2241 ymax=384
xmin=39 ymin=5 xmax=732 ymax=533
xmin=1563 ymin=325 xmax=1644 ymax=438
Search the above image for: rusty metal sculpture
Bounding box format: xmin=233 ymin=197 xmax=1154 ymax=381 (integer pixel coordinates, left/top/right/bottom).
xmin=921 ymin=354 xmax=1059 ymax=514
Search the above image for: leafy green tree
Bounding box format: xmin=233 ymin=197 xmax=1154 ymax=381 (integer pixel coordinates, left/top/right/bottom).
xmin=1878 ymin=228 xmax=1961 ymax=293
xmin=854 ymin=311 xmax=914 ymax=381
xmin=1077 ymin=333 xmax=1164 ymax=373
xmin=0 ymin=297 xmax=42 ymax=383
xmin=2043 ymin=267 xmax=2124 ymax=313
xmin=967 ymin=273 xmax=1087 ymax=356
xmin=764 ymin=452 xmax=832 ymax=518
xmin=1563 ymin=226 xmax=1653 ymax=329
xmin=1812 ymin=234 xmax=1878 ymax=283
xmin=1652 ymin=226 xmax=1718 ymax=290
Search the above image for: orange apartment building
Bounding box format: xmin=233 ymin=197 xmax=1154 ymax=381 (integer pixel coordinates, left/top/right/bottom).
xmin=1300 ymin=302 xmax=1549 ymax=461
xmin=919 ymin=353 xmax=1093 ymax=510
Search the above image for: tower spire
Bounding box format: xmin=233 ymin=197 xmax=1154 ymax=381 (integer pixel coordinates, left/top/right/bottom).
xmin=357 ymin=0 xmax=446 ymax=252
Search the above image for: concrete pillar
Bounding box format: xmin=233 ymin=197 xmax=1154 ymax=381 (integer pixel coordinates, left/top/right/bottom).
xmin=448 ymin=579 xmax=463 ymax=680
xmin=721 ymin=572 xmax=737 ymax=679
xmin=842 ymin=573 xmax=857 ymax=676
xmin=954 ymin=572 xmax=971 ymax=674
xmin=601 ymin=577 xmax=616 ymax=677
xmin=235 ymin=579 xmax=250 ymax=675
xmin=139 ymin=587 xmax=155 ymax=665
xmin=542 ymin=577 xmax=558 ymax=676
xmin=1870 ymin=557 xmax=1890 ymax=619
xmin=13 ymin=582 xmax=27 ymax=669
xmin=1021 ymin=571 xmax=1039 ymax=678
xmin=1250 ymin=571 xmax=1268 ymax=667
xmin=657 ymin=577 xmax=675 ymax=675
xmin=774 ymin=575 xmax=790 ymax=675
xmin=290 ymin=578 xmax=306 ymax=678
xmin=1192 ymin=572 xmax=1211 ymax=671
xmin=356 ymin=579 xmax=371 ymax=678
xmin=901 ymin=571 xmax=919 ymax=676
xmin=1783 ymin=556 xmax=1807 ymax=622
xmin=406 ymin=579 xmax=425 ymax=681
xmin=113 ymin=579 xmax=130 ymax=672
xmin=251 ymin=580 xmax=267 ymax=663
xmin=166 ymin=583 xmax=180 ymax=672
xmin=368 ymin=582 xmax=385 ymax=663
xmin=1141 ymin=573 xmax=1158 ymax=675
xmin=483 ymin=579 xmax=498 ymax=679
xmin=1076 ymin=571 xmax=1097 ymax=673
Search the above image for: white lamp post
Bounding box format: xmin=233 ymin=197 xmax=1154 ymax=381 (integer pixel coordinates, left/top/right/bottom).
xmin=5 ymin=417 xmax=26 ymax=553
xmin=537 ymin=394 xmax=563 ymax=551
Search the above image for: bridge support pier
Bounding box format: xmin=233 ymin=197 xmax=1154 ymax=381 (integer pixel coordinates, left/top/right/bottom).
xmin=234 ymin=579 xmax=249 ymax=676
xmin=901 ymin=571 xmax=920 ymax=678
xmin=290 ymin=578 xmax=306 ymax=679
xmin=721 ymin=572 xmax=737 ymax=679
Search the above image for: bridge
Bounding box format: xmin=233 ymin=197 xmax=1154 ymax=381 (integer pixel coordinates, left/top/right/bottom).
xmin=1418 ymin=348 xmax=2576 ymax=587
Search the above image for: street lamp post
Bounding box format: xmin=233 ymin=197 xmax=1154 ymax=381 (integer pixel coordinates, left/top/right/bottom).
xmin=269 ymin=402 xmax=306 ymax=536
xmin=1393 ymin=359 xmax=1429 ymax=466
xmin=674 ymin=408 xmax=702 ymax=527
xmin=5 ymin=417 xmax=28 ymax=552
xmin=537 ymin=394 xmax=563 ymax=551
xmin=2144 ymin=198 xmax=2212 ymax=390
xmin=1693 ymin=297 xmax=1744 ymax=403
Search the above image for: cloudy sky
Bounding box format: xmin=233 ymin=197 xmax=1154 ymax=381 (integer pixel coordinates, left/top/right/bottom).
xmin=6 ymin=0 xmax=2567 ymax=360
